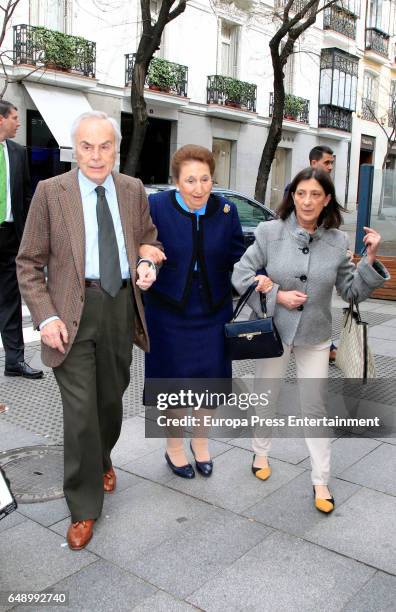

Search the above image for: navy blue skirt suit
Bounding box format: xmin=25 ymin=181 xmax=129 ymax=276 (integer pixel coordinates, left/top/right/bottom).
xmin=144 ymin=189 xmax=245 ymax=381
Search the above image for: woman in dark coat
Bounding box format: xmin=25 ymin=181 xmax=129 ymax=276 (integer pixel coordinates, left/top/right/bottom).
xmin=144 ymin=145 xmax=245 ymax=479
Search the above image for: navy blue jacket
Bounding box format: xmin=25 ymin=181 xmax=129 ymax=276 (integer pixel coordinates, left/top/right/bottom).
xmin=147 ymin=189 xmax=245 ymax=312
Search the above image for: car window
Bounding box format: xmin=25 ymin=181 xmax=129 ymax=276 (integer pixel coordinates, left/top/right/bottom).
xmin=221 ymin=194 xmax=272 ymax=227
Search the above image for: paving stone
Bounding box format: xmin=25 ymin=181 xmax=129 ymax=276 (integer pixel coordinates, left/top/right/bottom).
xmin=50 ymin=480 xmax=216 ymax=568
xmin=226 ymin=436 xmax=312 ymax=464
xmin=0 ymin=520 xmax=97 ymax=592
xmin=305 ymin=488 xmax=396 ymax=575
xmin=167 ymin=446 xmax=304 ymax=513
xmin=371 ymin=304 xmax=396 ymax=315
xmin=122 ymin=447 xmax=177 ymax=484
xmin=375 ymin=437 xmax=396 ymax=445
xmin=378 ymin=317 xmax=396 ymax=327
xmin=342 ymin=571 xmax=396 ymax=611
xmin=12 ymin=559 xmax=156 ymax=612
xmin=187 ymin=531 xmax=375 ymax=612
xmin=129 ymin=508 xmax=271 ymax=598
xmin=0 ymin=509 xmax=26 ymax=534
xmin=244 ymin=471 xmax=360 ymax=537
xmin=16 ymin=497 xmax=70 ymax=527
xmin=111 ymin=416 xmax=163 ymax=466
xmin=339 ymin=443 xmax=396 ymax=495
xmin=132 ymin=591 xmax=198 ymax=612
xmin=0 ymin=421 xmax=49 ymax=452
xmin=369 ymin=324 xmax=396 ymax=340
xmin=122 ymin=439 xmax=232 ymax=484
xmin=300 ymin=437 xmax=382 ymax=476
xmin=368 ymin=338 xmax=396 ymax=358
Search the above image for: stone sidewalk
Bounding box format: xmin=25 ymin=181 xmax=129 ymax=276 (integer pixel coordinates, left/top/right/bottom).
xmin=0 ymin=294 xmax=396 ymax=611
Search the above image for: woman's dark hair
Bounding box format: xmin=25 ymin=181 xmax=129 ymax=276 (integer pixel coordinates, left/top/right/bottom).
xmin=278 ymin=167 xmax=343 ymax=229
xmin=171 ymin=144 xmax=215 ymax=179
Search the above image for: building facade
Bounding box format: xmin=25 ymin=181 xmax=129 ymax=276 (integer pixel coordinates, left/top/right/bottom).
xmin=1 ymin=0 xmax=396 ymax=210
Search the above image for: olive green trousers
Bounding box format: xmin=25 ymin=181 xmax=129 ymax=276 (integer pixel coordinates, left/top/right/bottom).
xmin=54 ymin=285 xmax=134 ymax=522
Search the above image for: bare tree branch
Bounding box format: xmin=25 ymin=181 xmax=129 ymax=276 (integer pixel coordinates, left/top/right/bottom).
xmin=255 ymin=0 xmax=347 ymax=202
xmin=124 ymin=0 xmax=189 ymax=176
xmin=0 ymin=0 xmax=23 ymax=99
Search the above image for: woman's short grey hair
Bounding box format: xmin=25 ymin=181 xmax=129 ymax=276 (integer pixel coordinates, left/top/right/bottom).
xmin=71 ymin=111 xmax=122 ymax=149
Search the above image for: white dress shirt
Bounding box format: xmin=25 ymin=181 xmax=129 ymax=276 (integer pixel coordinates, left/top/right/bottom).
xmin=40 ymin=170 xmax=130 ymax=330
xmin=78 ymin=170 xmax=130 ymax=279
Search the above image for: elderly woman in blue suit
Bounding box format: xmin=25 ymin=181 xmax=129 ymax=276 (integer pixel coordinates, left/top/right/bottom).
xmin=232 ymin=167 xmax=389 ymax=514
xmin=145 ymin=144 xmax=246 ymax=478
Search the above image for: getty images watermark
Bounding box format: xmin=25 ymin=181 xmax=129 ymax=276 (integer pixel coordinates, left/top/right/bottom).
xmin=144 ymin=378 xmax=394 ymax=438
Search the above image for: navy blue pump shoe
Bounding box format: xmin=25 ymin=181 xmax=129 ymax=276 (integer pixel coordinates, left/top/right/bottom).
xmin=190 ymin=441 xmax=213 ymax=477
xmin=165 ymin=452 xmax=195 ymax=479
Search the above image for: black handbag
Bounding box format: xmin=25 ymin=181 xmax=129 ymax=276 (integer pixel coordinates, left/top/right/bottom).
xmin=225 ymin=282 xmax=284 ymax=360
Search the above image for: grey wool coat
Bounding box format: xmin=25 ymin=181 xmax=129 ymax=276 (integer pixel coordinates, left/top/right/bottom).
xmin=232 ymin=212 xmax=390 ymax=346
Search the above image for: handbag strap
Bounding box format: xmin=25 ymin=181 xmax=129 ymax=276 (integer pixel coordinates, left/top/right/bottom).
xmin=231 ymin=282 xmax=267 ymax=322
xmin=344 ymin=297 xmax=362 ymax=330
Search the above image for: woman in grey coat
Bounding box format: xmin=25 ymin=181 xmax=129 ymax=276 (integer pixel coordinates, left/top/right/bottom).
xmin=232 ymin=167 xmax=389 ymax=513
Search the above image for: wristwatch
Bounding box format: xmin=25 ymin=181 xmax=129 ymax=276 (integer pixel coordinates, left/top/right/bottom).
xmin=137 ymin=258 xmax=157 ymax=273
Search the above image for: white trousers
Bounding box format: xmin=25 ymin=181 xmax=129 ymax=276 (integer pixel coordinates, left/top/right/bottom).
xmin=253 ymin=341 xmax=331 ymax=485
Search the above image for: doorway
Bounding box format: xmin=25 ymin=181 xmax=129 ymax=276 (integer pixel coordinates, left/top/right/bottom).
xmin=212 ymin=139 xmax=232 ymax=188
xmin=357 ymin=135 xmax=375 ymax=202
xmin=26 ymin=110 xmax=71 ymax=192
xmin=120 ymin=114 xmax=171 ymax=184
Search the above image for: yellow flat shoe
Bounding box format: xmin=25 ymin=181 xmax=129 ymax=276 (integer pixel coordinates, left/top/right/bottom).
xmin=313 ymin=487 xmax=335 ymax=514
xmin=252 ymin=454 xmax=272 ymax=481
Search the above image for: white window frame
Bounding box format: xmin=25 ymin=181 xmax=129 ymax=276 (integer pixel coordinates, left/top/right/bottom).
xmin=30 ymin=0 xmax=73 ymax=33
xmin=217 ymin=18 xmax=239 ymax=78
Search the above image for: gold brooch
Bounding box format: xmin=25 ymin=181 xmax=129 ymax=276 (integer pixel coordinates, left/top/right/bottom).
xmin=223 ymin=204 xmax=230 ymax=213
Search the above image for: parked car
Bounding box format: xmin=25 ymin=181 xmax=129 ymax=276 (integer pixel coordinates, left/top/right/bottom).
xmin=145 ymin=185 xmax=277 ymax=247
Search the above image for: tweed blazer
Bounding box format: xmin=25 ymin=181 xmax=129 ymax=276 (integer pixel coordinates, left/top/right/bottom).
xmin=232 ymin=212 xmax=390 ymax=346
xmin=16 ymin=168 xmax=161 ymax=367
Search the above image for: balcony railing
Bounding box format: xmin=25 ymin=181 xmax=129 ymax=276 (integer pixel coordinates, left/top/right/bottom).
xmin=13 ymin=24 xmax=96 ymax=77
xmin=125 ymin=54 xmax=188 ymax=97
xmin=207 ymin=75 xmax=257 ymax=112
xmin=361 ymin=97 xmax=377 ymax=120
xmin=365 ymin=27 xmax=390 ymax=57
xmin=324 ymin=6 xmax=357 ymax=39
xmin=318 ymin=105 xmax=352 ymax=132
xmin=269 ymin=92 xmax=309 ymax=123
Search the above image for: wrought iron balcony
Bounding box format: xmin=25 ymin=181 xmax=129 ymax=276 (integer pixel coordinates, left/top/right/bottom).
xmin=13 ymin=24 xmax=96 ymax=77
xmin=269 ymin=92 xmax=309 ymax=123
xmin=324 ymin=6 xmax=357 ymax=39
xmin=365 ymin=27 xmax=389 ymax=57
xmin=125 ymin=54 xmax=188 ymax=97
xmin=207 ymin=75 xmax=257 ymax=112
xmin=318 ymin=105 xmax=352 ymax=132
xmin=361 ymin=97 xmax=377 ymax=120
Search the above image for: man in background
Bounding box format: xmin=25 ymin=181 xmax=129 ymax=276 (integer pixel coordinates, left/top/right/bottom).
xmin=284 ymin=145 xmax=335 ymax=196
xmin=0 ymin=100 xmax=43 ymax=379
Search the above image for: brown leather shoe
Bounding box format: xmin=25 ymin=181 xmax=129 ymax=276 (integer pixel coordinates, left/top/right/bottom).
xmin=0 ymin=403 xmax=8 ymax=414
xmin=66 ymin=520 xmax=95 ymax=550
xmin=103 ymin=466 xmax=116 ymax=493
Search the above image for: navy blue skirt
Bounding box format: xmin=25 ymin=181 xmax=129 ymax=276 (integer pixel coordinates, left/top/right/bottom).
xmin=144 ymin=278 xmax=233 ymax=379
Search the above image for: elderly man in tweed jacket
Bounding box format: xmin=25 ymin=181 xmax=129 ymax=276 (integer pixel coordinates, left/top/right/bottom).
xmin=17 ymin=111 xmax=163 ymax=549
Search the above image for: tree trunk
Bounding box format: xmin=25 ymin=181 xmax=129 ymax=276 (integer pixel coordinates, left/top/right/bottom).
xmin=123 ymin=62 xmax=149 ymax=177
xmin=254 ymin=47 xmax=285 ymax=204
